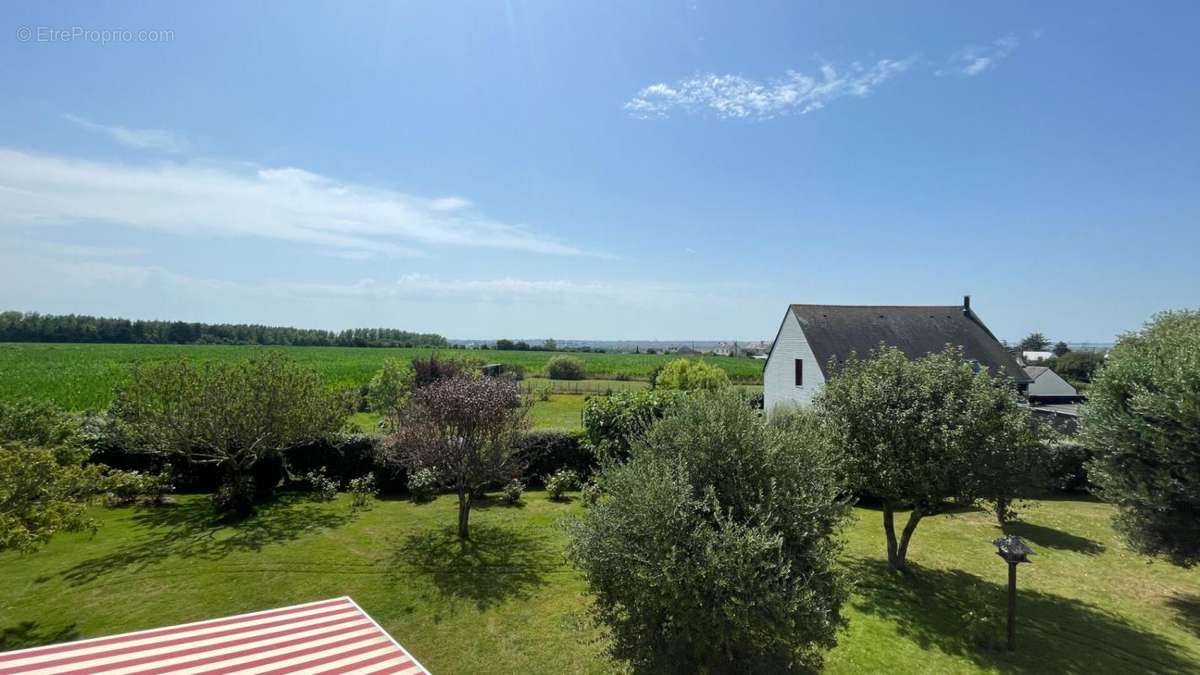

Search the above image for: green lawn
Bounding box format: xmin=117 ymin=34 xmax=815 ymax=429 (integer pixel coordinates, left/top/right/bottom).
xmin=0 ymin=343 xmax=765 ymax=410
xmin=527 ymin=394 xmax=587 ymax=431
xmin=2 ymin=495 xmax=1198 ymax=674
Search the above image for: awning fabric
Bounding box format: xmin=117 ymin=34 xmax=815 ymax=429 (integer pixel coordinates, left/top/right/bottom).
xmin=0 ymin=597 xmax=429 ymax=674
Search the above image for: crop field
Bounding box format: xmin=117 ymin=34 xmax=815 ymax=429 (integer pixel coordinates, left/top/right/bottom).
xmin=0 ymin=343 xmax=765 ymax=411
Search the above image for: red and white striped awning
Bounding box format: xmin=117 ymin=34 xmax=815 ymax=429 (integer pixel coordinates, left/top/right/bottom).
xmin=0 ymin=597 xmax=429 ymax=674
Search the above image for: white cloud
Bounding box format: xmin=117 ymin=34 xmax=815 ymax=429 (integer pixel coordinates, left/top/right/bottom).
xmin=0 ymin=148 xmax=586 ymax=258
xmin=939 ymin=33 xmax=1022 ymax=77
xmin=624 ymin=57 xmax=916 ymax=120
xmin=62 ymin=114 xmax=190 ymax=153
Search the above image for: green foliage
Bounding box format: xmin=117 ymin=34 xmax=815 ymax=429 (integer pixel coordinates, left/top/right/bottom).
xmin=1019 ymin=332 xmax=1050 ymax=351
xmin=0 ymin=310 xmax=448 ymax=348
xmin=0 ymin=398 xmax=83 ymax=455
xmin=303 ymin=467 xmax=339 ymax=502
xmin=104 ymin=467 xmax=175 ymax=507
xmin=501 ymin=479 xmax=525 ymax=505
xmin=653 ymin=358 xmax=731 ymax=390
xmin=0 ymin=443 xmax=107 ymax=552
xmin=1053 ymin=341 xmax=1072 ymax=357
xmin=545 ymin=355 xmax=586 ymax=380
xmin=567 ymin=390 xmax=849 ymax=673
xmin=347 ymin=473 xmax=377 ymax=509
xmin=544 ymin=468 xmax=579 ymax=500
xmin=109 ymin=352 xmax=349 ymax=515
xmin=580 ymin=480 xmax=601 ymax=507
xmin=581 ymin=389 xmax=681 ymax=461
xmin=1044 ymin=350 xmax=1106 ymax=384
xmin=1083 ymin=310 xmax=1200 ymax=566
xmin=514 ymin=430 xmax=594 ymax=483
xmin=407 ymin=467 xmax=439 ymax=503
xmin=366 ymin=358 xmax=413 ymax=422
xmin=816 ymin=345 xmax=1043 ymax=569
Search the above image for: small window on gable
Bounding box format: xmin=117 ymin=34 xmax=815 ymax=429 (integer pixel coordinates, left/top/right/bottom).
xmin=794 ymin=359 xmax=803 ymax=386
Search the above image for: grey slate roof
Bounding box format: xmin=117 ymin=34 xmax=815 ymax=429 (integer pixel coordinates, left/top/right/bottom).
xmin=789 ymin=303 xmax=1031 ymax=383
xmin=1023 ymin=366 xmax=1050 ymax=379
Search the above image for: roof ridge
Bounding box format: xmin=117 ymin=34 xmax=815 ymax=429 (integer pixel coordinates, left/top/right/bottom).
xmin=789 ymin=303 xmax=962 ymax=309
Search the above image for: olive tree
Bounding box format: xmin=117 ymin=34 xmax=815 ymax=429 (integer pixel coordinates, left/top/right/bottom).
xmin=1084 ymin=310 xmax=1200 ymax=566
xmin=110 ymin=352 xmax=349 ymax=515
xmin=568 ymin=390 xmax=849 ymax=673
xmin=385 ymin=376 xmax=528 ymax=539
xmin=816 ymin=346 xmax=1042 ymax=571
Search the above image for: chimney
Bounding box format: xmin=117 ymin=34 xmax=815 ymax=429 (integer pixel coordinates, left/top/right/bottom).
xmin=963 ymin=295 xmax=971 ymax=313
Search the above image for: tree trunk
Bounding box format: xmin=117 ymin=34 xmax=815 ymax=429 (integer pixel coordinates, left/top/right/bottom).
xmin=883 ymin=505 xmax=900 ymax=569
xmin=884 ymin=505 xmax=923 ymax=572
xmin=457 ymin=487 xmax=472 ymax=539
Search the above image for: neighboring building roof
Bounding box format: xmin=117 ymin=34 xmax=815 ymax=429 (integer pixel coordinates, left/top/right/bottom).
xmin=1031 ymin=402 xmax=1081 ymax=417
xmin=1023 ymin=365 xmax=1050 ymax=379
xmin=788 ymin=302 xmax=1031 ymax=383
xmin=0 ymin=597 xmax=429 ymax=674
xmin=1022 ymin=350 xmax=1054 ymax=362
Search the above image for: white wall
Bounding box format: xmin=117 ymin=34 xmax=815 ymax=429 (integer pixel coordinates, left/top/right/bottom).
xmin=1029 ymin=369 xmax=1078 ymax=398
xmin=763 ymin=310 xmax=826 ymax=412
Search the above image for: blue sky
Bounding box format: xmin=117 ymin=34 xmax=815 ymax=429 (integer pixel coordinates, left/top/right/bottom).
xmin=2 ymin=1 xmax=1198 ymax=341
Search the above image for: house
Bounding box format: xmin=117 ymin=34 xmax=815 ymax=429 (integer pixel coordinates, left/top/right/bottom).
xmin=1023 ymin=365 xmax=1082 ymax=403
xmin=763 ymin=296 xmax=1030 ymax=411
xmin=1022 ymin=350 xmax=1054 ymax=363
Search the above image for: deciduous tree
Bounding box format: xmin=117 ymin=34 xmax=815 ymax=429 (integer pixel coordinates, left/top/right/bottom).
xmin=385 ymin=376 xmax=528 ymax=538
xmin=110 ymin=352 xmax=349 ymax=515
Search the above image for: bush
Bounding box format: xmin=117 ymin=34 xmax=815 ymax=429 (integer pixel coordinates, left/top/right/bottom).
xmin=303 ymin=467 xmax=339 ymax=501
xmin=0 ymin=399 xmax=83 ymax=455
xmin=407 ymin=467 xmax=439 ymax=503
xmin=515 ymin=430 xmax=594 ymax=484
xmin=545 ymin=468 xmax=580 ymax=500
xmin=567 ymin=390 xmax=849 ymax=672
xmin=499 ymin=363 xmax=526 ymax=381
xmin=581 ymin=480 xmax=601 ymax=507
xmin=653 ymin=358 xmax=730 ymax=391
xmin=1044 ymin=438 xmax=1093 ymax=492
xmin=367 ymin=358 xmax=413 ymax=420
xmin=582 ymin=390 xmax=681 ymax=462
xmin=501 ymin=478 xmax=525 ymax=505
xmin=347 ymin=473 xmax=377 ymax=509
xmin=104 ymin=467 xmax=174 ymax=507
xmin=411 ymin=354 xmax=481 ymax=387
xmin=546 ymin=355 xmax=586 ymax=380
xmin=1044 ymin=350 xmax=1106 ymax=384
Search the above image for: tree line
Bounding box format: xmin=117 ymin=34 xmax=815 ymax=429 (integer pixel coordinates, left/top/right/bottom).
xmin=0 ymin=311 xmax=448 ymax=348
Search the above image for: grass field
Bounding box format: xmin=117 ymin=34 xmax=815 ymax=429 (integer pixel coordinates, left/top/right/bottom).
xmin=0 ymin=343 xmax=765 ymax=410
xmin=2 ymin=494 xmax=1197 ymax=674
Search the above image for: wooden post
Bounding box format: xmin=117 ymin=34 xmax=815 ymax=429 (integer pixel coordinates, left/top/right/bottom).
xmin=1007 ymin=561 xmax=1017 ymax=651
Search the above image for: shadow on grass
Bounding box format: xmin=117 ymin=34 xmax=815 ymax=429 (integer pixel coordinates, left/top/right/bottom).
xmin=846 ymin=558 xmax=1194 ymax=673
xmin=386 ymin=524 xmax=556 ymax=610
xmin=0 ymin=621 xmax=79 ymax=651
xmin=60 ymin=494 xmax=355 ymax=586
xmin=1003 ymin=521 xmax=1105 ymax=555
xmin=1167 ymin=594 xmax=1200 ymax=638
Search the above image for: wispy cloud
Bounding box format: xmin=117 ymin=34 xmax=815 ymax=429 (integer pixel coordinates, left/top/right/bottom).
xmin=62 ymin=114 xmax=190 ymax=153
xmin=625 ymin=58 xmax=916 ymax=120
xmin=0 ymin=148 xmax=587 ymax=258
xmin=938 ymin=33 xmax=1024 ymax=77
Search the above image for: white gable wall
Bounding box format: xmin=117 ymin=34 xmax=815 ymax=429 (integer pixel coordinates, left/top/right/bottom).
xmin=763 ymin=310 xmax=826 ymax=412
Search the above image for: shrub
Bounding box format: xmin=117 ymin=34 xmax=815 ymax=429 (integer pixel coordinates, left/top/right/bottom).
xmin=567 ymin=390 xmax=849 ymax=672
xmin=104 ymin=467 xmax=174 ymax=507
xmin=0 ymin=399 xmax=83 ymax=455
xmin=581 ymin=480 xmax=601 ymax=507
xmin=515 ymin=430 xmax=594 ymax=484
xmin=1084 ymin=310 xmax=1200 ymax=565
xmin=1044 ymin=438 xmax=1092 ymax=492
xmin=407 ymin=467 xmax=439 ymax=503
xmin=582 ymin=390 xmax=681 ymax=462
xmin=653 ymin=358 xmax=730 ymax=391
xmin=546 ymin=355 xmax=586 ymax=380
xmin=347 ymin=473 xmax=377 ymax=509
xmin=410 ymin=354 xmax=481 ymax=388
xmin=545 ymin=468 xmax=580 ymax=500
xmin=1043 ymin=350 xmax=1106 ymax=384
xmin=367 ymin=358 xmax=413 ymax=422
xmin=1 ymin=443 xmax=111 ymax=553
xmin=303 ymin=467 xmax=339 ymax=501
xmin=499 ymin=363 xmax=526 ymax=381
xmin=501 ymin=478 xmax=525 ymax=505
